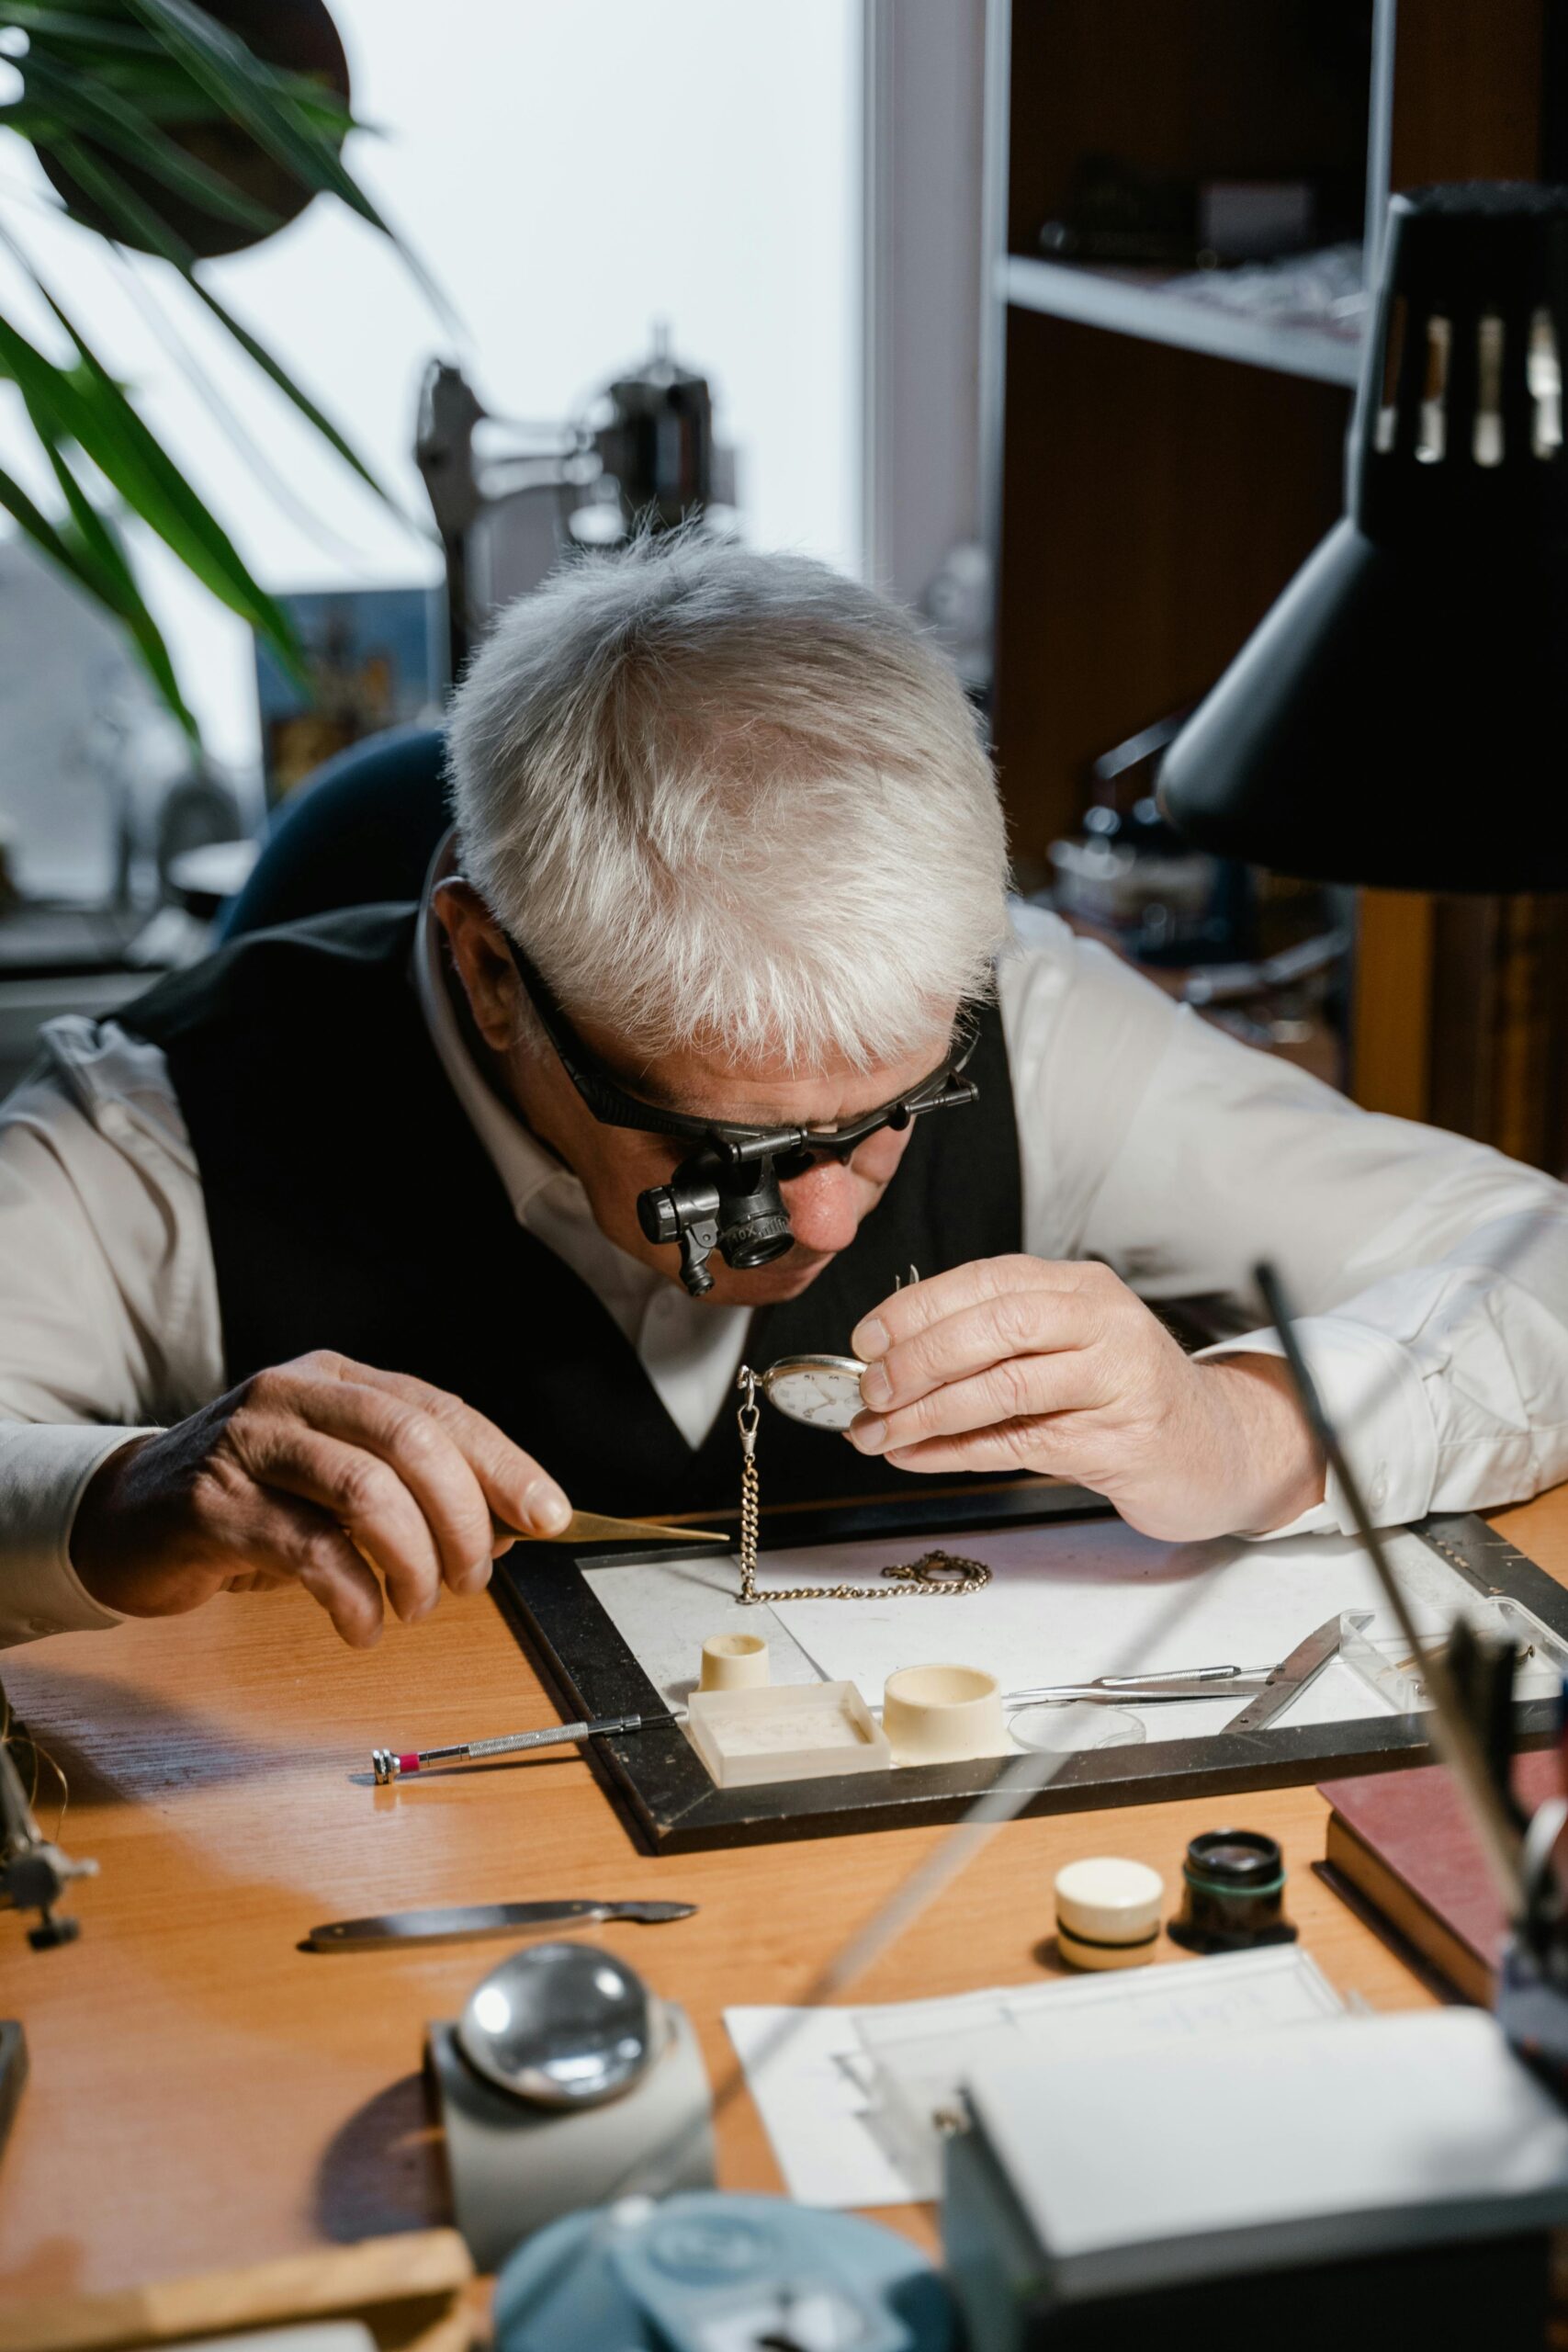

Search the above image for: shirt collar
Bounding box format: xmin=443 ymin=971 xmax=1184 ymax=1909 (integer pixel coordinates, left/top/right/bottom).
xmin=412 ymin=833 xmax=577 ymax=1224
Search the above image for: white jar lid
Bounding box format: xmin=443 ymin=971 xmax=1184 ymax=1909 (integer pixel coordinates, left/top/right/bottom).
xmin=1055 ymin=1855 xmax=1165 ymax=1944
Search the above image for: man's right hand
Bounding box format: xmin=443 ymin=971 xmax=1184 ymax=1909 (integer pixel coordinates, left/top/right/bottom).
xmin=70 ymin=1351 xmax=572 ymax=1647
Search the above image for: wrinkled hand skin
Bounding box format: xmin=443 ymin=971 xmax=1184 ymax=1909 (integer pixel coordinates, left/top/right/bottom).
xmin=70 ymin=1350 xmax=571 ymax=1647
xmin=847 ymin=1256 xmax=1325 ymax=1542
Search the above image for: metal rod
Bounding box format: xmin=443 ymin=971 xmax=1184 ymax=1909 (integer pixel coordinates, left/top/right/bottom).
xmin=1257 ymin=1259 xmax=1528 ymax=1917
xmin=1097 ymin=1663 xmax=1257 ymax=1688
xmin=999 ymin=1665 xmax=1274 ymax=1706
xmin=1001 ymin=1679 xmax=1274 ymax=1708
xmin=370 ymin=1711 xmax=672 ymax=1783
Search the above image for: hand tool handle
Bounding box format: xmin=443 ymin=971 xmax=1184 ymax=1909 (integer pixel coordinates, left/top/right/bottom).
xmin=1098 ymin=1664 xmax=1251 ymax=1689
xmin=1004 ymin=1674 xmax=1273 ymax=1708
xmin=373 ymin=1713 xmax=666 ymax=1780
xmin=464 ymin=1713 xmax=652 ymax=1758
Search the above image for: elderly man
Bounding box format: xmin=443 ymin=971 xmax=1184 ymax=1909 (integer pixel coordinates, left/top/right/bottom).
xmin=3 ymin=538 xmax=1566 ymax=1649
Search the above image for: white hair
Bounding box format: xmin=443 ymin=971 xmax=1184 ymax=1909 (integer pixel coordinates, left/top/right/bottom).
xmin=446 ymin=533 xmax=1010 ymax=1073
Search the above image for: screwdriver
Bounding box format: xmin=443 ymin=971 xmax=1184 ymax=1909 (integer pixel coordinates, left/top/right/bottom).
xmin=371 ymin=1710 xmax=677 ymax=1782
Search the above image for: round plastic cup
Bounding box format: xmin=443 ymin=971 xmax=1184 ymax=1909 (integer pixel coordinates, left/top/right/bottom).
xmin=883 ymin=1664 xmax=1006 ymax=1763
xmin=699 ymin=1633 xmax=771 ymax=1691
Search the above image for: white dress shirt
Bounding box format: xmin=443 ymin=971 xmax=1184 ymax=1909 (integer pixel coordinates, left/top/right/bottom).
xmin=4 ymin=891 xmax=1567 ymax=1645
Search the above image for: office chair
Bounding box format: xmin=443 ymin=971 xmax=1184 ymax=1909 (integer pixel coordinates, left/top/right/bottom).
xmin=221 ymin=724 xmax=449 ymax=940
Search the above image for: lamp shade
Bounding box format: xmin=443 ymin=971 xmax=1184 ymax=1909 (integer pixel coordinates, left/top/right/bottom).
xmin=1159 ymin=185 xmax=1568 ymax=891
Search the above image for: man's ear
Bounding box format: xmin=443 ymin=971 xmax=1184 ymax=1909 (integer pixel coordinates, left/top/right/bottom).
xmin=433 ymin=879 xmax=520 ymax=1051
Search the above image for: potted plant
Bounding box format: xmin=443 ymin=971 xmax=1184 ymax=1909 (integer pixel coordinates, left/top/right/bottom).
xmin=0 ymin=0 xmax=433 ymax=732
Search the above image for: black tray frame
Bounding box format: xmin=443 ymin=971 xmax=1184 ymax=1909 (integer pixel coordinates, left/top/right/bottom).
xmin=491 ymin=1486 xmax=1567 ymax=1855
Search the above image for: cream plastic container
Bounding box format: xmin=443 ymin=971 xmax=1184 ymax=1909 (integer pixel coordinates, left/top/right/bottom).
xmin=699 ymin=1632 xmax=771 ymax=1691
xmin=1054 ymin=1855 xmax=1165 ymax=1971
xmin=684 ymin=1681 xmax=890 ymax=1788
xmin=882 ymin=1664 xmax=1008 ymax=1765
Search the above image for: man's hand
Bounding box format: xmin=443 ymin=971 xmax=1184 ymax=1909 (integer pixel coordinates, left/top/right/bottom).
xmin=70 ymin=1351 xmax=572 ymax=1647
xmin=847 ymin=1257 xmax=1325 ymax=1542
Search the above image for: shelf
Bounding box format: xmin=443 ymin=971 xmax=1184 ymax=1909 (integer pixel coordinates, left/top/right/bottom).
xmin=1000 ymin=254 xmax=1365 ymax=388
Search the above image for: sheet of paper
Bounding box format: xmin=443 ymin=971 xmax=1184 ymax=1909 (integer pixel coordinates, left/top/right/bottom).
xmin=756 ymin=1521 xmax=1464 ymax=1740
xmin=726 ymin=1947 xmax=1345 ymax=2208
xmin=722 ymin=2004 xmax=924 ymax=2209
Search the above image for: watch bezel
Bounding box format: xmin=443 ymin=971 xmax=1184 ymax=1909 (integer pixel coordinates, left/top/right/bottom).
xmin=761 ymin=1352 xmax=868 ymax=1429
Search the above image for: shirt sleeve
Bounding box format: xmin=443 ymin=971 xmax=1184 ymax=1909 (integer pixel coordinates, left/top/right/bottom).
xmin=0 ymin=1019 xmax=223 ymax=1645
xmin=999 ymin=903 xmax=1568 ymax=1534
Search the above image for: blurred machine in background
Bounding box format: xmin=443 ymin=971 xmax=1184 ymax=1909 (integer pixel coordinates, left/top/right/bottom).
xmin=0 ymin=322 xmax=739 ymax=1093
xmin=415 ymin=324 xmax=739 ymax=683
xmin=1042 ymin=708 xmax=1350 ymax=1084
xmin=0 ymin=540 xmax=243 ymax=1095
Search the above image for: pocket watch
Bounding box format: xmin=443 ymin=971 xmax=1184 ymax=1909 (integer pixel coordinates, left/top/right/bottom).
xmin=754 ymin=1352 xmax=868 ymax=1433
xmin=749 ymin=1268 xmax=920 ymax=1435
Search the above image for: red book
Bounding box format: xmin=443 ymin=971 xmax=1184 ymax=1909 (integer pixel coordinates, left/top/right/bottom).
xmin=1317 ymin=1753 xmax=1560 ymax=2004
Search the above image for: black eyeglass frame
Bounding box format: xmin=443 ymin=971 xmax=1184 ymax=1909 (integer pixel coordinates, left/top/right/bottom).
xmin=502 ymin=933 xmax=982 ymax=1169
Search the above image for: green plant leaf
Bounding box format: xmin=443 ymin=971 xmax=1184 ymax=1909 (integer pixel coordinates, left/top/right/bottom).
xmin=36 ymin=424 xmax=197 ymax=729
xmin=19 ymin=51 xmax=360 ymax=139
xmin=19 ymin=60 xmax=254 ymax=119
xmin=189 ymin=279 xmax=393 ymax=504
xmin=16 ymin=47 xmax=280 ymax=232
xmin=40 ymin=123 xmax=198 ymax=262
xmin=0 ymin=6 xmax=162 ymax=51
xmin=17 ymin=134 xmax=396 ymax=515
xmin=122 ymin=0 xmax=387 ymax=232
xmin=237 ymin=63 xmax=357 ymax=128
xmin=0 ymin=0 xmax=450 ymax=724
xmin=0 ymin=292 xmax=305 ymax=673
xmin=0 ymin=453 xmax=104 ymax=597
xmin=120 ymin=0 xmax=455 ymax=326
xmin=0 ymin=450 xmax=197 ymax=732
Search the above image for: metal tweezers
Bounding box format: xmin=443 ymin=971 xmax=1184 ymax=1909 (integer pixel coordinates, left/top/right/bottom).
xmin=1003 ymin=1663 xmax=1276 ymax=1708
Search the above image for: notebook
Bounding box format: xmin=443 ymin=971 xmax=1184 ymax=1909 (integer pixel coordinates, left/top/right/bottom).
xmin=1317 ymin=1750 xmax=1561 ymax=2003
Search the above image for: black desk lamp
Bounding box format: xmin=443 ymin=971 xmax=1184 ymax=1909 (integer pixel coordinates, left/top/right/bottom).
xmin=1160 ymin=185 xmax=1568 ymax=891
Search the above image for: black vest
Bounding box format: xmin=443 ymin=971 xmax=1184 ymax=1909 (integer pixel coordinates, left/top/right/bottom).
xmin=121 ymin=907 xmax=1023 ymax=1514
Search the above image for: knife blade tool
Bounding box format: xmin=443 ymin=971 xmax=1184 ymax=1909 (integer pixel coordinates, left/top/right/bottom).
xmin=308 ymin=1897 xmax=698 ymax=1951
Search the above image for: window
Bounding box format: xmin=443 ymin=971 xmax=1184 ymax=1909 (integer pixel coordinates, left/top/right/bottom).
xmin=1 ymin=0 xmax=860 ymax=774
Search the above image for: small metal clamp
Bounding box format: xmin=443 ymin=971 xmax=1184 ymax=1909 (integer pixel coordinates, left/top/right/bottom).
xmin=737 ymin=1364 xmax=761 ymax=1459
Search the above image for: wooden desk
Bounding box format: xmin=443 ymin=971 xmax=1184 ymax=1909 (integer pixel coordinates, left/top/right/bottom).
xmin=3 ymin=1485 xmax=1565 ymax=2302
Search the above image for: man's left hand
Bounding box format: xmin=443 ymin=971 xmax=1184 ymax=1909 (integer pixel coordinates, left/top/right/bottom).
xmin=848 ymin=1256 xmax=1325 ymax=1542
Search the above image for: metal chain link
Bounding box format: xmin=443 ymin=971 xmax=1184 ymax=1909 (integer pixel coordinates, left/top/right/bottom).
xmin=734 ymin=1365 xmax=992 ymax=1606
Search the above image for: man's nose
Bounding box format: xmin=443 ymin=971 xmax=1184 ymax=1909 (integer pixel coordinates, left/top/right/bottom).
xmin=779 ymin=1157 xmax=861 ymax=1254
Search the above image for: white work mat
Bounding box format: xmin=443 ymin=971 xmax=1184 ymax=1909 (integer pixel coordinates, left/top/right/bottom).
xmin=726 ymin=1946 xmax=1346 ymax=2207
xmin=583 ymin=1547 xmax=822 ymax=1709
xmin=586 ymin=1521 xmax=1471 ymax=1743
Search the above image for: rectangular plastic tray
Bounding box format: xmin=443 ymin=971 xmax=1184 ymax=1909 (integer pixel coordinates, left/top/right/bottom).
xmin=683 ymin=1680 xmax=893 ymax=1788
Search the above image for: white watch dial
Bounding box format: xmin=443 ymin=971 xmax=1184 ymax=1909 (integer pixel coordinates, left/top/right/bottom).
xmin=762 ymin=1354 xmax=867 ymax=1431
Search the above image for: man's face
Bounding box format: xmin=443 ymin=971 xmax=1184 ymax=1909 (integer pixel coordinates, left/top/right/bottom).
xmin=437 ymin=882 xmax=951 ymax=1305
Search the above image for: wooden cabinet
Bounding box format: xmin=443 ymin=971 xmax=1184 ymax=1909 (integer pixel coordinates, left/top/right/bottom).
xmin=984 ymin=0 xmax=1567 ymax=1168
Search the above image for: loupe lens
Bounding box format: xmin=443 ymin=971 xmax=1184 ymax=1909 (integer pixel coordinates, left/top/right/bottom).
xmin=721 ymin=1212 xmax=793 ymax=1269
xmin=1168 ymin=1826 xmax=1296 ymax=1954
xmin=716 ymin=1159 xmax=793 ymax=1269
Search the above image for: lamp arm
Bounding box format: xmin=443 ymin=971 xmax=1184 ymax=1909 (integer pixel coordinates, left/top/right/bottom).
xmin=1255 ymin=1260 xmax=1528 ymax=1919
